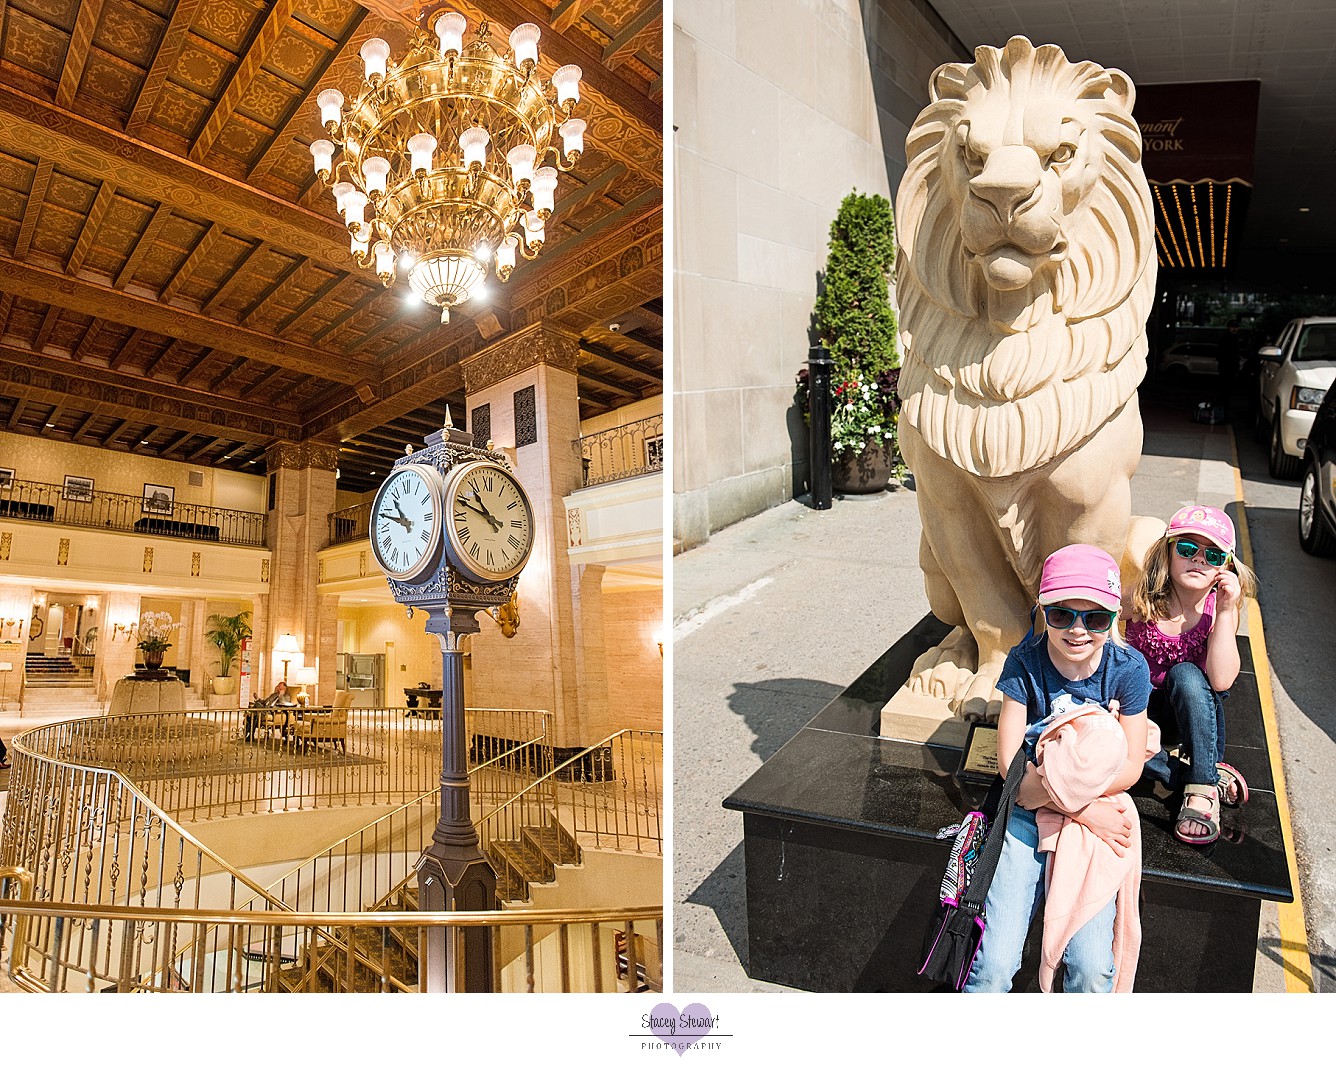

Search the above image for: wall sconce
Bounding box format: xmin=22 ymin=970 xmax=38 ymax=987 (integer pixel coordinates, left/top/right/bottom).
xmin=274 ymin=633 xmax=302 ymax=682
xmin=0 ymin=617 xmax=25 ymax=640
xmin=111 ymin=621 xmax=136 ymax=642
xmin=652 ymin=627 xmax=664 ymax=657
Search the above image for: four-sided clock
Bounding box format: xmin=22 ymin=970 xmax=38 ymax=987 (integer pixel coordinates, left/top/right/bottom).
xmin=369 ymin=462 xmax=445 ymax=583
xmin=442 ymin=459 xmax=536 ymax=583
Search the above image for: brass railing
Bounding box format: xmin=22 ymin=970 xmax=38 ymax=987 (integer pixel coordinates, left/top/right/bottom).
xmin=0 ymin=477 xmax=266 ymax=547
xmin=7 ymin=707 xmax=550 ymax=822
xmin=328 ymin=501 xmax=372 ymax=546
xmin=479 ymin=731 xmax=663 ymax=898
xmin=576 ymin=415 xmax=663 ymax=487
xmin=0 ymin=897 xmax=662 ymax=993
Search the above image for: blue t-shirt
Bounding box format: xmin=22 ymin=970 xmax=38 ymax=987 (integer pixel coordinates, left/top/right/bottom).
xmin=997 ymin=632 xmax=1152 ymax=759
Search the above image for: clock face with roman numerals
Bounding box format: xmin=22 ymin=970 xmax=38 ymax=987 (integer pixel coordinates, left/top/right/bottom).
xmin=370 ymin=463 xmax=445 ymax=583
xmin=443 ymin=460 xmax=535 ymax=584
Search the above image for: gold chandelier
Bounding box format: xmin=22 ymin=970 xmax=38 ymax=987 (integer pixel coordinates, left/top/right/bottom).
xmin=309 ymin=9 xmax=586 ymax=323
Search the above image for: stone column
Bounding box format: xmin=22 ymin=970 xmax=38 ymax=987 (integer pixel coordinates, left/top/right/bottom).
xmin=262 ymin=441 xmax=339 ymax=697
xmin=570 ymin=563 xmax=611 ymax=746
xmin=98 ymin=591 xmax=141 ymax=694
xmin=0 ymin=583 xmax=33 ymax=708
xmin=462 ymin=322 xmax=590 ymax=748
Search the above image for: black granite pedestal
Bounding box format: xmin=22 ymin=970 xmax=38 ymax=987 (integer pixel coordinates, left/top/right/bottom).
xmin=724 ymin=615 xmax=1294 ymax=992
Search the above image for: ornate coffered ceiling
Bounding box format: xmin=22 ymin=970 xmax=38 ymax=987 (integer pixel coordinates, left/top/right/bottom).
xmin=0 ymin=0 xmax=663 ymax=494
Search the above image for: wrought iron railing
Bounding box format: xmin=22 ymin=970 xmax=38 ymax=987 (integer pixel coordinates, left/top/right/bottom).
xmin=0 ymin=478 xmax=266 ymax=548
xmin=576 ymin=415 xmax=663 ymax=487
xmin=0 ymin=888 xmax=662 ymax=993
xmin=479 ymin=730 xmax=663 ymax=896
xmin=328 ymin=501 xmax=372 ymax=546
xmin=8 ymin=706 xmax=550 ymax=822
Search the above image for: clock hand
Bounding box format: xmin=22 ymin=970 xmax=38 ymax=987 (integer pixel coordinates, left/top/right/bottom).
xmin=378 ymin=510 xmax=412 ymax=531
xmin=459 ymin=493 xmax=503 ymax=532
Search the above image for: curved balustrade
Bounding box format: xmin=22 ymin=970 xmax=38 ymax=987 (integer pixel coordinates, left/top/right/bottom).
xmin=576 ymin=415 xmax=664 ymax=487
xmin=0 ymin=477 xmax=266 ymax=547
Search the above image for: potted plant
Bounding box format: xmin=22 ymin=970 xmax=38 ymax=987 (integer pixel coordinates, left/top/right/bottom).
xmin=135 ymin=611 xmax=178 ymax=672
xmin=805 ymin=189 xmax=903 ymax=493
xmin=204 ymin=611 xmax=252 ymax=696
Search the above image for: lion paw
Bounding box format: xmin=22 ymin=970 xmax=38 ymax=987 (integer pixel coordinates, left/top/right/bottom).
xmin=957 ymin=666 xmax=1005 ymax=725
xmin=908 ymin=628 xmax=979 ymax=702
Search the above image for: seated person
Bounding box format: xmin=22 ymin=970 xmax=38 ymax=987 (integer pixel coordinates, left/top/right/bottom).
xmin=243 ymin=680 xmax=297 ymax=741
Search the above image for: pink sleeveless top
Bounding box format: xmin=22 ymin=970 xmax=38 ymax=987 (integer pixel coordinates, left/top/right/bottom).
xmin=1125 ymin=591 xmax=1215 ymax=689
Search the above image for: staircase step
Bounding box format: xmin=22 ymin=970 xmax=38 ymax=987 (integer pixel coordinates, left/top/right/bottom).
xmin=493 ymin=838 xmax=553 ymax=886
xmin=522 ymin=820 xmax=582 ymax=868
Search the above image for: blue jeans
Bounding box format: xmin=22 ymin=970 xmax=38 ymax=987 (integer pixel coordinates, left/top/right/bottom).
xmin=962 ymin=805 xmax=1117 ymax=993
xmin=1142 ymin=661 xmax=1227 ymax=790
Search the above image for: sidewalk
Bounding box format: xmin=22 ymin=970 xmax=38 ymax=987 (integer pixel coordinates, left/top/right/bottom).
xmin=673 ymin=401 xmax=1319 ymax=993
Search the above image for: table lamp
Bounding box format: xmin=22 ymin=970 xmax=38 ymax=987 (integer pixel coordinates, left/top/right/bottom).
xmin=293 ymin=666 xmax=318 ymax=707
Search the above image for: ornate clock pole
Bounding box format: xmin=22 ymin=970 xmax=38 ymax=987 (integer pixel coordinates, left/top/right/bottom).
xmin=368 ymin=410 xmax=536 ymax=992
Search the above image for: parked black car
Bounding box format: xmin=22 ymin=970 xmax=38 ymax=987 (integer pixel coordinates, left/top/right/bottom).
xmin=1299 ymin=385 xmax=1336 ymax=555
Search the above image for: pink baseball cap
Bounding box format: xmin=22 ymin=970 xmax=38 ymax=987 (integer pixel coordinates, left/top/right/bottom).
xmin=1038 ymin=544 xmax=1122 ymax=612
xmin=1165 ymin=505 xmax=1235 ymax=555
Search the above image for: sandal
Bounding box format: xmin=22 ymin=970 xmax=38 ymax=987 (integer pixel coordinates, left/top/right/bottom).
xmin=1175 ymin=783 xmax=1220 ymax=845
xmin=1216 ymin=762 xmax=1249 ymax=808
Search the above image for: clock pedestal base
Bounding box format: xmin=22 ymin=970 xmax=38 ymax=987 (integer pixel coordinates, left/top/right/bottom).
xmin=414 ymin=604 xmax=500 ymax=992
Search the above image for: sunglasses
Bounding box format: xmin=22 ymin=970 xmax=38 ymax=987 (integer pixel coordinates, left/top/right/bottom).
xmin=1042 ymin=606 xmax=1116 ymax=633
xmin=1171 ymin=538 xmax=1231 ymax=568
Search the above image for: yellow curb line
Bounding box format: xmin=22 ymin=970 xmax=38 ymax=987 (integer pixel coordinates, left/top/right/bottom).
xmin=1229 ymin=428 xmax=1315 ymax=993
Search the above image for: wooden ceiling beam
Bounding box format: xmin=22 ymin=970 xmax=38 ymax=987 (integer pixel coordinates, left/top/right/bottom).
xmin=0 ymin=293 xmax=13 ymax=336
xmin=210 ymin=356 xmax=249 ymax=392
xmin=274 ymin=270 xmax=345 ymax=335
xmin=41 ymin=405 xmax=65 ymax=433
xmin=201 ymin=242 xmax=267 ymax=315
xmin=72 ymin=319 xmax=104 ymax=362
xmin=126 ymin=0 xmax=205 ymax=138
xmin=309 ymin=285 xmax=386 ymax=344
xmin=577 ymin=366 xmax=641 ymax=397
xmin=56 ymin=0 xmax=106 ymax=109
xmin=602 ymin=4 xmax=662 ymax=66
xmin=107 ymin=328 xmax=148 ymax=371
xmin=143 ymin=338 xmax=186 ymax=378
xmin=5 ymin=394 xmax=28 ymax=432
xmin=247 ymin=10 xmax=372 ymax=185
xmin=245 ymin=364 xmax=289 ymax=399
xmin=0 ymin=253 xmax=373 ymax=382
xmin=241 ymin=256 xmax=306 ymax=325
xmin=114 ymin=203 xmax=173 ymax=290
xmin=176 ymin=348 xmax=217 ymax=385
xmin=190 ymin=0 xmax=300 ymax=163
xmin=160 ymin=222 xmax=222 ymax=305
xmin=553 ymin=163 xmax=626 ymax=219
xmin=66 ymin=180 xmax=116 ymax=276
xmin=101 ymin=418 xmax=129 ymax=447
xmin=187 ymin=437 xmax=228 ymax=462
xmin=0 ymin=83 xmax=349 ymax=265
xmin=32 ymin=306 xmax=61 ymax=353
xmin=72 ymin=410 xmax=101 ymax=442
xmin=550 ymin=0 xmax=597 ymax=32
xmin=159 ymin=429 xmax=197 ymax=457
xmin=14 ymin=159 xmax=53 ymax=259
xmin=579 ymin=339 xmax=662 ymax=381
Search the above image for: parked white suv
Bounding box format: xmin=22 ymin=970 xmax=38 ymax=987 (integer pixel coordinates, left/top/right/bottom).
xmin=1256 ymin=317 xmax=1336 ymax=479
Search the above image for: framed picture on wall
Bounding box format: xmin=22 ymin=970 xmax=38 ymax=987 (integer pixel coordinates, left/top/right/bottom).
xmin=0 ymin=468 xmax=13 ymax=489
xmin=644 ymin=435 xmax=664 ymax=471
xmin=63 ymin=475 xmax=94 ymax=502
xmin=143 ymin=483 xmax=175 ymax=515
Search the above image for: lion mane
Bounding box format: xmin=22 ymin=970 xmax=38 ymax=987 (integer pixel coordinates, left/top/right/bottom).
xmin=895 ymin=37 xmax=1156 ymax=479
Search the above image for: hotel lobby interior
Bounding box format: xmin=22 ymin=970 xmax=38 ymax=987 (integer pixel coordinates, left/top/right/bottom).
xmin=0 ymin=0 xmax=663 ymax=993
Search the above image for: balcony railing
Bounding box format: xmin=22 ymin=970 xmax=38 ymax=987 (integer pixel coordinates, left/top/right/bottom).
xmin=0 ymin=478 xmax=266 ymax=548
xmin=328 ymin=501 xmax=372 ymax=546
xmin=576 ymin=415 xmax=663 ymax=487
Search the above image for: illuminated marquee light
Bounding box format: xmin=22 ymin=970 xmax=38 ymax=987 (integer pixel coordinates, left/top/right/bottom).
xmin=1207 ymin=183 xmax=1216 ymax=268
xmin=1153 ymin=184 xmax=1188 ymax=268
xmin=1151 ymin=180 xmax=1245 ymax=271
xmin=1171 ymin=185 xmax=1194 ymax=268
xmin=1189 ymin=185 xmax=1206 ymax=267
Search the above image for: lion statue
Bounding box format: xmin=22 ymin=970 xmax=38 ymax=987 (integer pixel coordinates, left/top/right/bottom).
xmin=894 ymin=37 xmax=1157 ymax=722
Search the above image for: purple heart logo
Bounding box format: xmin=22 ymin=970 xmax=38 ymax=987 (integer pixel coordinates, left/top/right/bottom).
xmin=650 ymin=1001 xmax=714 ymax=1056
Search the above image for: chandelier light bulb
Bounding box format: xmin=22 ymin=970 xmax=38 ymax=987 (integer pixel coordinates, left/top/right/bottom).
xmin=496 ymin=235 xmax=517 ymax=279
xmin=399 ymin=250 xmax=417 ymax=271
xmin=509 ymin=24 xmax=541 ymax=71
xmin=475 ymin=243 xmax=491 ymax=261
xmin=434 ymin=12 xmax=466 ymax=56
xmin=523 ymin=211 xmax=545 ymax=247
xmin=351 ymin=232 xmax=370 ymax=257
xmin=507 ymin=143 xmax=537 ymax=187
xmin=362 ymin=155 xmax=391 ymax=197
xmin=459 ymin=127 xmax=490 ymax=171
xmin=309 ymin=139 xmax=335 ymax=180
xmin=407 ymin=132 xmax=437 ymax=175
xmin=373 ymin=240 xmax=395 ymax=281
xmin=317 ymin=88 xmax=344 ymax=129
xmin=360 ymin=38 xmax=391 ymax=84
xmin=559 ymin=117 xmax=586 ymax=161
xmin=532 ymin=166 xmax=558 ymax=218
xmin=342 ymin=188 xmax=368 ymax=229
xmin=552 ymin=65 xmax=582 ymax=109
xmin=331 ymin=180 xmax=354 ymax=212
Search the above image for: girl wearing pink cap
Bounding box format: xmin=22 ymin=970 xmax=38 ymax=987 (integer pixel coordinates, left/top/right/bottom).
xmin=1127 ymin=505 xmax=1258 ymax=845
xmin=964 ymin=543 xmax=1152 ymax=992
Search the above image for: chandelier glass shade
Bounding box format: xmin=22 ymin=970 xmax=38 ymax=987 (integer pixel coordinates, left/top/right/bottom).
xmin=310 ymin=10 xmax=585 ymax=323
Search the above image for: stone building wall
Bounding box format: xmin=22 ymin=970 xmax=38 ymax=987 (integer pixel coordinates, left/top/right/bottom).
xmin=673 ymin=0 xmax=967 ymax=549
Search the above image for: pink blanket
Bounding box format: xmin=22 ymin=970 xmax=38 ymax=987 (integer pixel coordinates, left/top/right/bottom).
xmin=1033 ymin=705 xmax=1160 ymax=993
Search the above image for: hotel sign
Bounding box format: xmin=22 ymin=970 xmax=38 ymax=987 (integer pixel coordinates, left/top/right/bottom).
xmin=1135 ymin=80 xmax=1260 ymax=184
